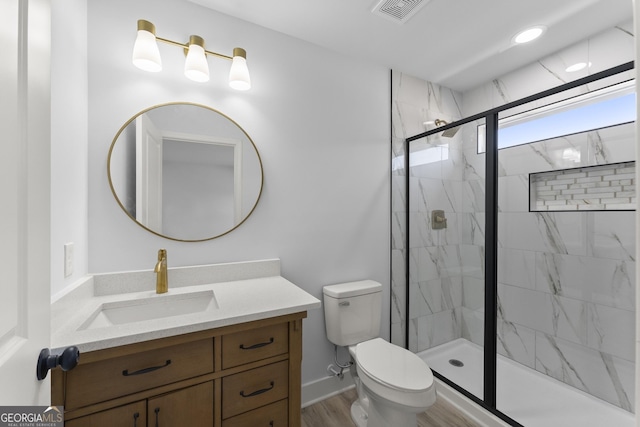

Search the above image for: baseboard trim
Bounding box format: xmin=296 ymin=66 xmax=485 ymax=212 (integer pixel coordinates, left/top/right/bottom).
xmin=301 ymin=372 xmax=355 ymax=408
xmin=435 ymin=378 xmax=511 ymax=427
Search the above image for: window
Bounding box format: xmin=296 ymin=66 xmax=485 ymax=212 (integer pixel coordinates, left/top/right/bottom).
xmin=478 ymin=79 xmax=636 ymax=153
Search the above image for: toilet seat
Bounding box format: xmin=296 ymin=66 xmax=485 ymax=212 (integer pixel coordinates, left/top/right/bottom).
xmin=354 ymin=338 xmax=436 ymax=410
xmin=356 ymin=338 xmax=433 ymax=392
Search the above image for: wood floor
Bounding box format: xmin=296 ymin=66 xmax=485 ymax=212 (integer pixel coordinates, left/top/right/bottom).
xmin=301 ymin=388 xmax=482 ymax=427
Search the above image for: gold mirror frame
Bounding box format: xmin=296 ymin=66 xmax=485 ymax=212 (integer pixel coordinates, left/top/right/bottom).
xmin=107 ymin=102 xmax=263 ymax=242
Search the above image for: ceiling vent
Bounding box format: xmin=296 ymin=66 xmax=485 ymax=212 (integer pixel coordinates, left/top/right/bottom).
xmin=371 ymin=0 xmax=432 ymax=24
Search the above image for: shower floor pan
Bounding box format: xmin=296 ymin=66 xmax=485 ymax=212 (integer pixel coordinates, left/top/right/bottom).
xmin=419 ymin=338 xmax=634 ymax=427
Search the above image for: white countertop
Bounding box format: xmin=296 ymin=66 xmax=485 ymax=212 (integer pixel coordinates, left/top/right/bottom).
xmin=51 ymin=260 xmax=321 ymax=353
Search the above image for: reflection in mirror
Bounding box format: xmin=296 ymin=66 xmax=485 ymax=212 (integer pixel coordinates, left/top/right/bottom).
xmin=108 ymin=103 xmax=263 ymax=241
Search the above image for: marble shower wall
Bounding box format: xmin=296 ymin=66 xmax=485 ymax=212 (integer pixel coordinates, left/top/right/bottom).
xmin=390 ymin=72 xmax=463 ymax=349
xmin=390 ymin=20 xmax=635 ymax=412
xmin=461 ymin=22 xmax=636 ymax=412
xmin=463 ymin=22 xmax=635 ymax=117
xmin=494 ymin=125 xmax=636 ymax=412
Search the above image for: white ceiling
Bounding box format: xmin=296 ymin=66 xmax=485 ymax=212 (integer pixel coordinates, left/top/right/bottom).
xmin=187 ymin=0 xmax=633 ymax=92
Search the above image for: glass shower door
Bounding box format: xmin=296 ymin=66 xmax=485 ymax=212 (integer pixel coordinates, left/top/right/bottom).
xmin=407 ymin=119 xmax=487 ymax=402
xmin=495 ymin=85 xmax=636 ymax=426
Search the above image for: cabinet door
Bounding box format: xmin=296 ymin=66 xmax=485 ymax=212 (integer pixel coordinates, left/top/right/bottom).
xmin=65 ymin=401 xmax=146 ymax=427
xmin=148 ymin=381 xmax=214 ymax=427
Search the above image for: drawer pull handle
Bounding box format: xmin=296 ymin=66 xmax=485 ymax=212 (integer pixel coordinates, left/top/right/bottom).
xmin=239 ymin=337 xmax=274 ymax=350
xmin=122 ymin=360 xmax=172 ymax=376
xmin=133 ymin=412 xmax=139 ymax=427
xmin=240 ymin=381 xmax=274 ymax=397
xmin=154 ymin=407 xmax=160 ymax=427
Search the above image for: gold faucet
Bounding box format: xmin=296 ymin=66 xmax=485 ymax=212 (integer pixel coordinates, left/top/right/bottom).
xmin=154 ymin=249 xmax=168 ymax=294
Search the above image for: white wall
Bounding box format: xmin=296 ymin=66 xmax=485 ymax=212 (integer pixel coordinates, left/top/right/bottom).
xmin=51 ymin=0 xmax=89 ymax=298
xmin=84 ymin=0 xmax=390 ymax=385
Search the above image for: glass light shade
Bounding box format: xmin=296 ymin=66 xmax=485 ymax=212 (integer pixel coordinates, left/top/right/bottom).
xmin=184 ymin=42 xmax=210 ymax=83
xmin=229 ymin=54 xmax=251 ymax=91
xmin=132 ymin=29 xmax=162 ymax=72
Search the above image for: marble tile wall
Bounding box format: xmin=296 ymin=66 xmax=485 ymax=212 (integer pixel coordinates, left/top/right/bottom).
xmin=494 ymin=131 xmax=636 ymax=411
xmin=391 ymin=20 xmax=635 ymax=412
xmin=390 ymin=71 xmax=463 ymax=349
xmin=461 ymin=22 xmax=636 ymax=411
xmin=463 ymin=22 xmax=635 ymax=117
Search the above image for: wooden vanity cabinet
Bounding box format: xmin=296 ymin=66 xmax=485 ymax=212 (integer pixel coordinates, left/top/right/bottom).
xmin=52 ymin=312 xmax=306 ymax=427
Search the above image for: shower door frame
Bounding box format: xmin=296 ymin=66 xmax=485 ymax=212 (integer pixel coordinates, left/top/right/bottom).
xmin=402 ymin=60 xmax=635 ymax=425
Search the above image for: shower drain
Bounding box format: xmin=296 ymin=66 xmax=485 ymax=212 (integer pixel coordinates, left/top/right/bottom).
xmin=449 ymin=359 xmax=464 ymax=367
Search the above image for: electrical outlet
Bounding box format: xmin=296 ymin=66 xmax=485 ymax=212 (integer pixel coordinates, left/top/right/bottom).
xmin=64 ymin=243 xmax=74 ymax=277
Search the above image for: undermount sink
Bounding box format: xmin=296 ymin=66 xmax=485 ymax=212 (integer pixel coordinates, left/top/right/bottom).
xmin=78 ymin=290 xmax=219 ymax=331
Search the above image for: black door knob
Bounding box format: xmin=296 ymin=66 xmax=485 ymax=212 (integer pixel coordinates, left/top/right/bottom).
xmin=36 ymin=346 xmax=80 ymax=380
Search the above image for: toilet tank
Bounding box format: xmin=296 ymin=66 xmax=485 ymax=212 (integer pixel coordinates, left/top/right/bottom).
xmin=323 ymin=280 xmax=382 ymax=347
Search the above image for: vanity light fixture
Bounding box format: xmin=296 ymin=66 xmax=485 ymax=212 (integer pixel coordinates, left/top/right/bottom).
xmin=132 ymin=19 xmax=251 ymax=90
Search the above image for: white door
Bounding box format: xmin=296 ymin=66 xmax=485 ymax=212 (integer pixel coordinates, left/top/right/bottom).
xmin=136 ymin=114 xmax=163 ymax=231
xmin=0 ymin=0 xmax=52 ymax=404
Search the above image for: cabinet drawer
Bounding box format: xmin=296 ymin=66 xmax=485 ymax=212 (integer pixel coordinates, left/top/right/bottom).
xmin=65 ymin=400 xmax=146 ymax=427
xmin=222 ymin=399 xmax=288 ymax=427
xmin=222 ymin=322 xmax=288 ymax=369
xmin=222 ymin=360 xmax=288 ymax=419
xmin=65 ymin=339 xmax=213 ymax=409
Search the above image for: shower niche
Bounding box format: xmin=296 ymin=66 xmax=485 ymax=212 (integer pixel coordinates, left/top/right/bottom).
xmin=529 ymin=160 xmax=636 ymax=212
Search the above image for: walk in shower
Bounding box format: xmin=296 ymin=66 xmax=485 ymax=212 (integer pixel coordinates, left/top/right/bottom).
xmin=391 ymin=60 xmax=636 ymax=426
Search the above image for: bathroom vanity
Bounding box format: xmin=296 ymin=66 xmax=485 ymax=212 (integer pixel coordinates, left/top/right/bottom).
xmin=50 ymin=259 xmax=320 ymax=427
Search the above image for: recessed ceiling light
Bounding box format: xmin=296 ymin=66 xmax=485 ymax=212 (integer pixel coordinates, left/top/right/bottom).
xmin=513 ymin=26 xmax=546 ymax=44
xmin=565 ymin=62 xmax=592 ymax=73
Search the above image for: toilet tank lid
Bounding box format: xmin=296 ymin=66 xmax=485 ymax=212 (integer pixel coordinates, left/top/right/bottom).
xmin=323 ymin=280 xmax=382 ymax=298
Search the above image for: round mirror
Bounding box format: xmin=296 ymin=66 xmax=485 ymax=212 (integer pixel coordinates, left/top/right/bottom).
xmin=107 ymin=102 xmax=263 ymax=242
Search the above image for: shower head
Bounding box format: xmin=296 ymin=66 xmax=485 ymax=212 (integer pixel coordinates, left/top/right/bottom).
xmin=434 ymin=119 xmax=460 ymax=138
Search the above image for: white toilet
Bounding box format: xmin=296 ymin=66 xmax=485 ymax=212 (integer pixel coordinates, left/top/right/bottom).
xmin=323 ymin=280 xmax=436 ymax=427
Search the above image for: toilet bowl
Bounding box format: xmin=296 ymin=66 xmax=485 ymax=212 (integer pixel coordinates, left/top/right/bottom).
xmin=349 ymin=338 xmax=436 ymax=427
xmin=323 ymin=280 xmax=437 ymax=427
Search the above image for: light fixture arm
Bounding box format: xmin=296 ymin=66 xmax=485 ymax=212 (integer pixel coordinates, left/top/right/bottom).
xmin=155 ymin=36 xmax=233 ymax=61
